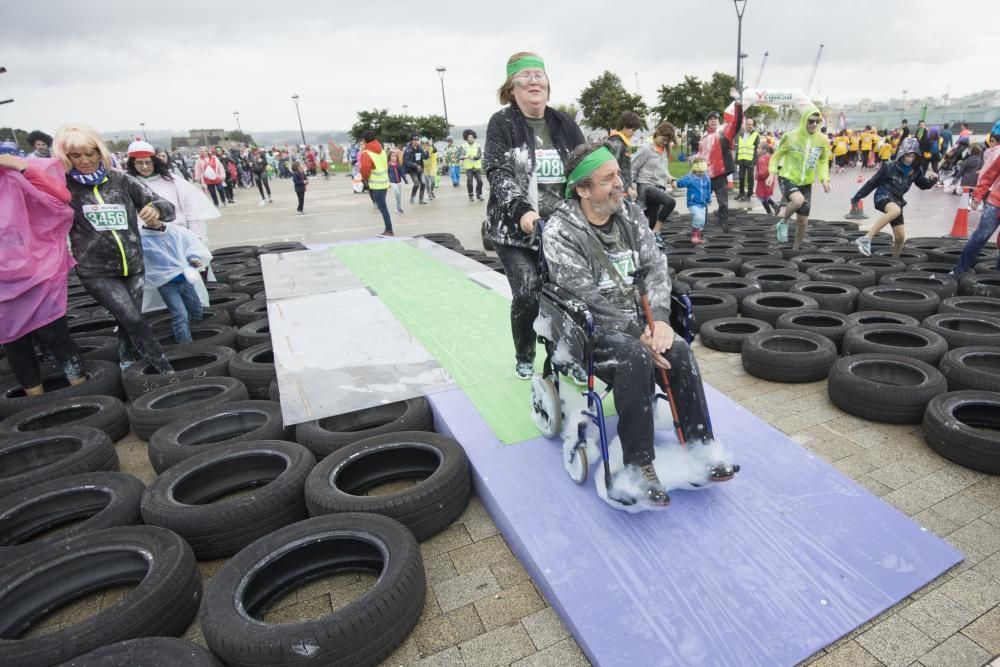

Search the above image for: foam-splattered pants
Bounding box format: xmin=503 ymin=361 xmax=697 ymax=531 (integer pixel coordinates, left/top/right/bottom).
xmin=494 ymin=243 xmax=541 ymax=365
xmin=2 ymin=316 xmax=84 ymax=389
xmin=593 ymin=329 xmax=712 ymax=466
xmin=79 ymin=275 xmax=173 ymax=373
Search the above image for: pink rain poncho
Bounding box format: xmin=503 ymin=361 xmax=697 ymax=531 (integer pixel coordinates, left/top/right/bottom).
xmin=0 ymin=159 xmax=76 ymax=344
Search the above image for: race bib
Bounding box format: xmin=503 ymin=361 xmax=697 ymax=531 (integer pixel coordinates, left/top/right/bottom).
xmin=82 ymin=204 xmax=129 ymax=231
xmin=535 ymin=148 xmax=565 ymax=185
xmin=805 ymin=147 xmax=823 ymax=169
xmin=598 ymin=250 xmax=636 ymax=290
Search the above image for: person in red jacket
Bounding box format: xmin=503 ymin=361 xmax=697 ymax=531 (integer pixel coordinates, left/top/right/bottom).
xmin=358 ymin=129 xmax=394 ymax=237
xmin=952 ymin=121 xmax=1000 ymax=274
xmin=697 ymin=98 xmax=743 ymax=231
xmin=195 ymin=148 xmax=227 ymax=207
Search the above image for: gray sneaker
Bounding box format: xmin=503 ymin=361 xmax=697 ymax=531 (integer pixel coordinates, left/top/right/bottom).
xmin=854 ymin=236 xmax=872 ymax=257
xmin=608 ymin=464 xmax=671 ymax=508
xmin=514 ymin=361 xmax=534 ymax=380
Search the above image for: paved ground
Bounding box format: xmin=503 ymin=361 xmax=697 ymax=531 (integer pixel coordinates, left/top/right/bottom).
xmin=30 ymin=168 xmax=1000 ymax=666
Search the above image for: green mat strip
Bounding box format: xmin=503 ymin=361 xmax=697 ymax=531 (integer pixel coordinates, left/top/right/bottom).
xmin=332 ymin=242 xmax=543 ymax=444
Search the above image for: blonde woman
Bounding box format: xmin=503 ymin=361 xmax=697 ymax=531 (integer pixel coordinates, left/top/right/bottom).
xmin=54 ymin=123 xmax=176 ymax=373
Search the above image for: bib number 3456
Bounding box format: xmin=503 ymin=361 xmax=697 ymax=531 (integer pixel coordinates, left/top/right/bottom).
xmin=82 ymin=204 xmax=129 ymax=231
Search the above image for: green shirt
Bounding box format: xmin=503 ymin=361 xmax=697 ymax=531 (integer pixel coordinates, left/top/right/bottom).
xmin=525 ymin=117 xmax=566 ymax=218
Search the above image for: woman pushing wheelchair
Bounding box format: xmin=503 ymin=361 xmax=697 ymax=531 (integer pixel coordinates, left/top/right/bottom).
xmin=539 ymin=141 xmax=739 ymax=510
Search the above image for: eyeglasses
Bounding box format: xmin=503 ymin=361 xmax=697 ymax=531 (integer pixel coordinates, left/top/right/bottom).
xmin=807 ymin=118 xmax=821 ymax=125
xmin=133 ymin=159 xmax=154 ymax=166
xmin=513 ymin=71 xmax=547 ymax=83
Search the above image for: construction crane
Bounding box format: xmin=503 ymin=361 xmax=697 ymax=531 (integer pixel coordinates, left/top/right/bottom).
xmin=805 ymin=44 xmax=824 ymax=97
xmin=754 ymin=51 xmax=769 ymax=88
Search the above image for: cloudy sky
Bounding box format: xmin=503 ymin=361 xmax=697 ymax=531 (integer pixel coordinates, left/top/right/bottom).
xmin=4 ymin=0 xmax=995 ymax=136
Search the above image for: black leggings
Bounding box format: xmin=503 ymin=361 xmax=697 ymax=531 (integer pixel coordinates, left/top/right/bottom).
xmin=467 ymin=169 xmax=483 ymax=198
xmin=79 ymin=275 xmax=172 ymax=373
xmin=296 ymin=190 xmax=305 ymax=212
xmin=2 ymin=316 xmax=84 ymax=389
xmin=410 ymin=169 xmax=426 ymax=202
xmin=255 ymin=173 xmax=271 ymax=199
xmin=494 ymin=243 xmax=541 ymax=364
xmin=737 ymin=161 xmax=754 ymax=197
xmin=711 ymin=175 xmax=730 ymax=226
xmin=593 ymin=330 xmax=712 ymax=466
xmin=640 ymin=185 xmax=676 ymax=228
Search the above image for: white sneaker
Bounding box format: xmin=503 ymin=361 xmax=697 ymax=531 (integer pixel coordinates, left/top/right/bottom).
xmin=854 ymin=236 xmax=872 ymax=257
xmin=257 ymin=200 xmax=267 ymax=207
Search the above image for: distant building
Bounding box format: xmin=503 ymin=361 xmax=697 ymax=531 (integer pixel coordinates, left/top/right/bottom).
xmin=828 ymin=89 xmax=1000 ymax=131
xmin=170 ymin=129 xmax=239 ymax=150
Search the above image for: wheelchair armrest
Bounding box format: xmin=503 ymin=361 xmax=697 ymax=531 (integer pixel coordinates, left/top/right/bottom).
xmin=540 ymin=284 xmax=592 ymax=328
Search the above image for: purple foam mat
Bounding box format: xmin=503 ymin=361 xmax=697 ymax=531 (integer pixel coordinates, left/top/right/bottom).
xmin=429 ymin=385 xmax=963 ymax=667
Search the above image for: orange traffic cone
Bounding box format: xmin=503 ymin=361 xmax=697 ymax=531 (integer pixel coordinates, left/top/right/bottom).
xmin=949 ymin=187 xmax=971 ymax=238
xmin=845 ymin=200 xmax=869 ymax=220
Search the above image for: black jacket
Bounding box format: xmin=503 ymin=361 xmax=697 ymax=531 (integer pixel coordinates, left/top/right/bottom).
xmin=851 ymin=159 xmax=937 ymax=206
xmin=403 ymin=144 xmax=427 ymax=174
xmin=484 ymin=104 xmax=584 ymax=248
xmin=66 ymin=171 xmax=176 ymax=278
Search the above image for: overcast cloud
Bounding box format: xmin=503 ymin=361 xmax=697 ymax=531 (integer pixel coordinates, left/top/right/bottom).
xmin=3 ymin=0 xmax=996 ymax=136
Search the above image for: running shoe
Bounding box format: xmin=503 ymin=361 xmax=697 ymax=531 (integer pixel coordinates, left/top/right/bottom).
xmin=514 ymin=361 xmax=534 ymax=380
xmin=854 ymin=236 xmax=872 ymax=257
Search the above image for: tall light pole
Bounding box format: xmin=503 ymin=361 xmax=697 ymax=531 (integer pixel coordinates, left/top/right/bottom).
xmin=233 ymin=111 xmax=242 ymax=135
xmin=733 ymin=0 xmax=748 ymax=93
xmin=291 ymin=94 xmax=306 ymax=147
xmin=140 ymin=122 xmax=147 ymax=141
xmin=435 ymin=67 xmax=449 ymax=129
xmin=901 ymin=89 xmax=908 ymax=121
xmin=402 ymin=104 xmax=409 ymax=116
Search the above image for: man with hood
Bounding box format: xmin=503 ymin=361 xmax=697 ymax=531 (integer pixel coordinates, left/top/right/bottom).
xmin=766 ymin=105 xmax=831 ymax=248
xmin=697 ymin=98 xmax=742 ymax=231
xmin=358 ymin=129 xmax=394 ymax=237
xmin=541 ymin=141 xmax=737 ymax=509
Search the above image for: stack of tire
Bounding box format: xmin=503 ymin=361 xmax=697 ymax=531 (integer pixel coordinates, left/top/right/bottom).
xmin=666 ymin=215 xmax=1000 ymax=474
xmin=418 ymin=232 xmax=506 ymax=274
xmin=0 ymin=242 xmax=473 ymax=666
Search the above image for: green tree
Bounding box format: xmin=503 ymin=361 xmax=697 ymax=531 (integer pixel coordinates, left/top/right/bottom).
xmin=350 ymin=108 xmax=391 ymax=142
xmin=577 ymin=71 xmax=647 ymax=132
xmin=350 ymin=109 xmax=449 ymax=146
xmin=229 ymin=129 xmax=256 ymax=144
xmin=745 ymin=105 xmax=779 ymax=128
xmin=703 ymin=72 xmax=737 ymax=118
xmin=414 ymin=115 xmax=450 ymax=142
xmin=651 ymin=75 xmax=706 ymax=132
xmin=552 ymin=103 xmax=578 ymax=120
xmin=0 ymin=127 xmax=31 ymax=149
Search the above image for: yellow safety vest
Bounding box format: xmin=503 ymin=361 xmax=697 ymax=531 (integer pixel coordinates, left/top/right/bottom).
xmin=365 ymin=150 xmax=389 ymax=190
xmin=462 ymin=142 xmax=482 ymax=171
xmin=737 ymin=132 xmax=759 ymax=161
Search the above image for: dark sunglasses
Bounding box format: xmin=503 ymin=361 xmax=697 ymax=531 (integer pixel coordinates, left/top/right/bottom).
xmin=807 ymin=118 xmax=821 ymax=125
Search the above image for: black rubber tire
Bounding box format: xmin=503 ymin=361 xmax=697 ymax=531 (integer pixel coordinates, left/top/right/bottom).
xmin=847 ymin=257 xmax=908 ymax=278
xmin=745 ymin=269 xmax=811 ymax=293
xmin=880 ymin=272 xmax=959 ymax=299
xmin=687 ymin=291 xmax=739 ymax=332
xmin=729 ymin=248 xmax=783 ymax=262
xmin=858 ymin=286 xmax=940 ymax=319
xmin=229 ymin=277 xmax=265 ymax=297
xmin=228 ymin=342 xmax=275 ymax=400
xmin=681 ymin=253 xmax=743 ymax=273
xmin=58 ymin=637 xmax=221 ymax=666
xmin=741 ymin=330 xmax=836 ymax=382
xmin=149 ymin=307 xmax=232 ymax=333
xmin=827 ymin=353 xmax=947 ymax=423
xmin=210 ymin=260 xmax=257 ymax=284
xmin=790 ymin=253 xmax=844 ymax=272
xmin=295 ymin=397 xmax=434 ymax=458
xmin=212 ymin=245 xmax=259 ymax=260
xmin=908 ymin=262 xmax=956 ymax=276
xmin=141 ymin=440 xmax=315 ymax=559
xmin=157 ymin=324 xmax=237 ymax=352
xmin=771 ymin=243 xmax=817 ymax=260
xmin=929 ymin=246 xmax=993 ymax=266
xmin=200 ymin=513 xmax=424 ymax=667
xmin=922 ymin=391 xmax=1000 ymax=474
xmin=0 ymin=360 xmax=123 ymax=419
xmin=921 ymin=313 xmax=1000 ymax=349
xmin=939 ymin=347 xmax=1000 ymax=392
xmin=691 ymin=277 xmax=762 ymax=305
xmin=698 ymin=317 xmax=772 ymax=353
xmin=0 ymin=396 xmax=130 ymax=442
xmin=676 ymin=268 xmax=736 ymax=284
xmin=740 ymin=292 xmax=819 ymax=326
xmin=71 ymin=336 xmax=120 ymax=363
xmin=121 ymin=346 xmax=235 ymax=401
xmin=68 ymin=316 xmax=119 ymax=339
xmin=846 ymin=310 xmax=920 ymax=328
xmin=739 ymin=259 xmax=797 ymax=276
xmin=236 ymin=318 xmax=272 ymax=350
xmin=959 ymin=274 xmax=1000 ymax=298
xmin=305 ymin=431 xmax=470 ymax=541
xmin=127 ymin=377 xmax=250 ymax=441
xmin=259 ymin=241 xmax=307 ymax=254
xmin=789 ymin=281 xmax=859 ymax=314
xmin=233 ymin=298 xmax=269 ymax=327
xmin=147 ymin=400 xmax=291 ymax=473
xmin=0 ymin=525 xmax=201 ymax=667
xmin=938 ymin=296 xmax=1000 ymax=318
xmin=0 ymin=427 xmax=118 ymax=499
xmin=975 ymin=261 xmax=1000 ymax=274
xmin=0 ymin=471 xmax=144 ymax=566
xmin=774 ymin=310 xmax=852 ymax=352
xmin=806 ymin=264 xmax=877 ymax=288
xmin=842 ymin=324 xmax=949 ymax=365
xmin=203 ymin=281 xmax=233 ymax=296
xmin=268 ymin=378 xmax=280 ymax=402
xmin=207 ymin=291 xmax=252 ymax=316
xmin=874 ymin=249 xmax=928 ymax=265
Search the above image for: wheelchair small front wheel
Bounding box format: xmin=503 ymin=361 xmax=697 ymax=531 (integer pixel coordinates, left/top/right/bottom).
xmin=563 ymin=443 xmax=588 ymax=484
xmin=530 ymin=375 xmax=561 ymax=438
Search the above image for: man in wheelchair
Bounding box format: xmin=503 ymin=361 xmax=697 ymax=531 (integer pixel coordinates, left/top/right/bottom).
xmin=540 ymin=141 xmax=737 ymax=509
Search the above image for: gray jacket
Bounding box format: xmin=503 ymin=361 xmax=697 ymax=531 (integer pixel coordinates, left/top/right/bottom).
xmin=542 ymin=198 xmax=672 ymax=338
xmin=630 ymin=143 xmax=670 ymax=188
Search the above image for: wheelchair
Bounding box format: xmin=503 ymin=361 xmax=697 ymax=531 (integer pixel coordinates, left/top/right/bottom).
xmin=530 ymin=276 xmax=696 ymax=488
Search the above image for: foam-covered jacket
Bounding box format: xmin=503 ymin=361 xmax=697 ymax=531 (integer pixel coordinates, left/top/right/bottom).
xmin=769 ymin=104 xmax=831 ymax=187
xmin=484 ymin=104 xmax=584 ymax=249
xmin=851 ymin=158 xmax=936 ymax=206
xmin=66 ymin=171 xmax=175 ymax=279
xmin=542 ymin=198 xmax=672 ymax=338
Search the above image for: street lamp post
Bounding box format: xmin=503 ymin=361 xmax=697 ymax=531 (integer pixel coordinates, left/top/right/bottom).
xmin=140 ymin=122 xmax=147 ymax=141
xmin=233 ymin=111 xmax=242 ymax=135
xmin=291 ymin=94 xmax=306 ymax=148
xmin=901 ymin=89 xmax=908 ymax=121
xmin=733 ymin=0 xmax=748 ymax=93
xmin=435 ymin=67 xmax=449 ymax=129
xmin=403 ymin=104 xmax=409 ymax=116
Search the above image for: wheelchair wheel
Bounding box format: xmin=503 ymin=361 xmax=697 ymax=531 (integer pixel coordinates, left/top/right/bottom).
xmin=530 ymin=375 xmax=561 ymax=438
xmin=563 ymin=440 xmax=589 ymax=484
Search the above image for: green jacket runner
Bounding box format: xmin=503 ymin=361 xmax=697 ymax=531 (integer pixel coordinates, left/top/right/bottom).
xmin=769 ymin=104 xmax=831 ymax=187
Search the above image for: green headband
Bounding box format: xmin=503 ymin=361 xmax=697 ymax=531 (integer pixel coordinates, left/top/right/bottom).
xmin=564 ymin=146 xmax=616 ymax=197
xmin=506 ymin=56 xmax=546 ymax=78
